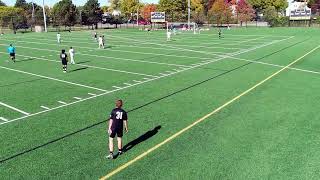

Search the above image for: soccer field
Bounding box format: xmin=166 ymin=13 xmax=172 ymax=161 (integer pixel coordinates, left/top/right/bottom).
xmin=1 ymin=27 xmax=320 ymax=179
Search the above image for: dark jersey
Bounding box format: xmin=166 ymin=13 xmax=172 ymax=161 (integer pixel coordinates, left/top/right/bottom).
xmin=110 ymin=108 xmax=128 ymax=130
xmin=60 ymin=53 xmax=67 ymax=61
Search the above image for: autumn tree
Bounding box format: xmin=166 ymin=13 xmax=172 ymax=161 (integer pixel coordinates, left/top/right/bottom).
xmin=142 ymin=4 xmax=157 ymax=21
xmin=236 ymin=0 xmax=255 ymax=26
xmin=208 ymin=0 xmax=232 ymax=26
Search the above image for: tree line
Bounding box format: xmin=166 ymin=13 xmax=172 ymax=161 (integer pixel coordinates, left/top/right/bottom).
xmin=1 ymin=0 xmax=320 ymax=30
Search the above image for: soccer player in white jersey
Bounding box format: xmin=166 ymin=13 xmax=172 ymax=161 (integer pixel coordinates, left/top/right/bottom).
xmin=98 ymin=36 xmax=104 ymax=49
xmin=57 ymin=32 xmax=61 ymax=43
xmin=69 ymin=47 xmax=75 ymax=64
xmin=167 ymin=31 xmax=172 ymax=41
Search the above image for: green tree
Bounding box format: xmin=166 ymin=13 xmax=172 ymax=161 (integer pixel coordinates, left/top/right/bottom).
xmin=82 ymin=0 xmax=102 ymax=29
xmin=0 ymin=1 xmax=6 ymax=6
xmin=52 ymin=0 xmax=77 ymax=27
xmin=14 ymin=0 xmax=27 ymax=8
xmin=262 ymin=6 xmax=279 ymax=27
xmin=191 ymin=0 xmax=206 ymax=24
xmin=108 ymin=0 xmax=121 ymax=11
xmin=158 ymin=0 xmax=188 ymax=21
xmin=248 ymin=0 xmax=287 ymax=12
xmin=0 ymin=6 xmax=23 ymax=32
xmin=120 ymin=0 xmax=139 ymax=18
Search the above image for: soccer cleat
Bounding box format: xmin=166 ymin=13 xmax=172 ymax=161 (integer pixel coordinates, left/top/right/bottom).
xmin=118 ymin=151 xmax=123 ymax=155
xmin=106 ymin=153 xmax=114 ymax=159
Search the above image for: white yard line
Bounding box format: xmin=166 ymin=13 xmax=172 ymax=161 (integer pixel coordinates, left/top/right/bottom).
xmin=19 ymin=36 xmax=244 ymax=51
xmin=88 ymin=93 xmax=97 ymax=96
xmin=0 ymin=101 xmax=30 ymax=115
xmin=227 ymin=56 xmax=320 ymax=76
xmin=0 ymin=37 xmax=289 ymax=126
xmin=73 ymin=97 xmax=82 ymax=100
xmin=109 ymin=35 xmax=294 ymax=61
xmin=6 ymin=38 xmax=227 ymax=61
xmin=58 ymin=101 xmax=67 ymax=105
xmin=0 ymin=51 xmax=157 ymax=78
xmin=40 ymin=106 xmax=50 ymax=110
xmin=3 ymin=38 xmax=192 ymax=68
xmin=0 ymin=65 xmax=108 ymax=92
xmin=0 ymin=117 xmax=8 ymax=122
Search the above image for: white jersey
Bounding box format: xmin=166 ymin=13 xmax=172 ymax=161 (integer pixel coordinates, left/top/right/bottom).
xmin=167 ymin=31 xmax=171 ymax=37
xmin=69 ymin=49 xmax=74 ymax=56
xmin=57 ymin=34 xmax=61 ymax=39
xmin=98 ymin=37 xmax=103 ymax=44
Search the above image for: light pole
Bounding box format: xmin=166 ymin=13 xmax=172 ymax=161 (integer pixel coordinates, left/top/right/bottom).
xmin=42 ymin=0 xmax=47 ymax=32
xmin=137 ymin=0 xmax=139 ymax=27
xmin=188 ymin=0 xmax=191 ymax=29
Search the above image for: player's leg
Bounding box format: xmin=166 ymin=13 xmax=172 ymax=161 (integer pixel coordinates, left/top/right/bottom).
xmin=70 ymin=55 xmax=75 ymax=64
xmin=106 ymin=134 xmax=115 ymax=159
xmin=117 ymin=137 xmax=123 ymax=154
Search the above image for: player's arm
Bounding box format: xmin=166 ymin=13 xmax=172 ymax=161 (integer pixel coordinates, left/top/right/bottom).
xmin=124 ymin=112 xmax=128 ymax=133
xmin=108 ymin=111 xmax=114 ymax=134
xmin=124 ymin=120 xmax=128 ymax=133
xmin=108 ymin=119 xmax=113 ymax=134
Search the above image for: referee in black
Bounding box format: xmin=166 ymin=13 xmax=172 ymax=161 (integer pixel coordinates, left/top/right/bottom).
xmin=106 ymin=99 xmax=128 ymax=159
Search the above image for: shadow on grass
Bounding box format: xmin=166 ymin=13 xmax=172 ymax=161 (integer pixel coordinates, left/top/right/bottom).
xmin=16 ymin=58 xmax=36 ymax=63
xmin=113 ymin=125 xmax=162 ymax=159
xmin=76 ymin=61 xmax=90 ymax=64
xmin=69 ymin=67 xmax=88 ymax=73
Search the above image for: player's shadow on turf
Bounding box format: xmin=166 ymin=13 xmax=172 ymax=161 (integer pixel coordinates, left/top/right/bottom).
xmin=76 ymin=61 xmax=90 ymax=64
xmin=16 ymin=58 xmax=36 ymax=63
xmin=113 ymin=125 xmax=161 ymax=159
xmin=69 ymin=67 xmax=88 ymax=72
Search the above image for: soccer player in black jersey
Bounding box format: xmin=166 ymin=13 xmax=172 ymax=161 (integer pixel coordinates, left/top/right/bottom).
xmin=60 ymin=49 xmax=68 ymax=73
xmin=106 ymin=100 xmax=128 ymax=159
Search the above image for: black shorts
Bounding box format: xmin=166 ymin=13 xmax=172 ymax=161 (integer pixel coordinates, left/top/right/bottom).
xmin=9 ymin=53 xmax=15 ymax=57
xmin=62 ymin=59 xmax=68 ymax=65
xmin=109 ymin=128 xmax=123 ymax=138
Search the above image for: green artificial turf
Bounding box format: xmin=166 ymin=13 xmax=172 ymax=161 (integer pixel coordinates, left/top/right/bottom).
xmin=1 ymin=27 xmax=320 ymax=179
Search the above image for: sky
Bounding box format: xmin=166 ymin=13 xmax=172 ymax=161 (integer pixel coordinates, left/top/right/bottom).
xmin=2 ymin=0 xmax=159 ymax=7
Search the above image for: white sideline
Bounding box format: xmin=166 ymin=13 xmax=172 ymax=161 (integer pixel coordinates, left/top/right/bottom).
xmin=0 ymin=37 xmax=288 ymax=126
xmin=0 ymin=66 xmax=108 ymax=92
xmin=0 ymin=101 xmax=30 ymax=115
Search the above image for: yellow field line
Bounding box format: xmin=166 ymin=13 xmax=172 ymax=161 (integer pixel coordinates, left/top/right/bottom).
xmin=100 ymin=45 xmax=320 ymax=180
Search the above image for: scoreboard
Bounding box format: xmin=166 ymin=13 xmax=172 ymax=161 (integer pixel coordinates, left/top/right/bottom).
xmin=151 ymin=12 xmax=166 ymax=23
